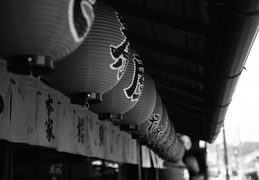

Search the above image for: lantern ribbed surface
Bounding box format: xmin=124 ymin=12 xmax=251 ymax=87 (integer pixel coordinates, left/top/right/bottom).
xmin=167 ymin=138 xmax=185 ymax=162
xmin=135 ymin=93 xmax=163 ymax=141
xmin=151 ymin=117 xmax=170 ymax=155
xmin=163 ymin=119 xmax=176 ymax=149
xmin=0 ymin=0 xmax=94 ymax=62
xmin=47 ymin=2 xmax=130 ymax=97
xmin=90 ymin=49 xmax=144 ymax=114
xmin=156 ymin=121 xmax=170 ymax=148
xmin=118 ymin=73 xmax=156 ymax=125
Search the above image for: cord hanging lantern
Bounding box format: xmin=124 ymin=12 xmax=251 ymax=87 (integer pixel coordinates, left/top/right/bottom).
xmin=116 ymin=72 xmax=156 ymax=131
xmin=0 ymin=0 xmax=95 ymax=76
xmin=90 ymin=48 xmax=144 ymax=121
xmin=47 ymin=2 xmax=130 ymax=107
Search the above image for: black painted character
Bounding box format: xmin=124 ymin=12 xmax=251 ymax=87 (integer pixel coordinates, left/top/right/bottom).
xmin=123 ymin=53 xmax=144 ymax=101
xmin=70 ymin=0 xmax=95 ymax=43
xmin=110 ymin=38 xmax=130 ymax=81
xmin=152 ymin=126 xmax=164 ymax=140
xmin=147 ymin=113 xmax=161 ymax=133
xmin=77 ymin=117 xmax=85 ymax=145
xmin=110 ymin=11 xmax=130 ymax=81
xmin=45 ymin=94 xmax=55 ymax=142
xmin=99 ymin=124 xmax=105 ymax=147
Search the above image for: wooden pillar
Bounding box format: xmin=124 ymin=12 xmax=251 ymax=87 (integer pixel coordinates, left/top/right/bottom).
xmin=0 ymin=140 xmax=13 ymax=180
xmin=155 ymin=168 xmax=159 ymax=180
xmin=137 ymin=141 xmax=142 ymax=180
xmin=223 ymin=124 xmax=230 ymax=180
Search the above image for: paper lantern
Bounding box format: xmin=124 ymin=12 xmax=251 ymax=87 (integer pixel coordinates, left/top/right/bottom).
xmin=161 ymin=119 xmax=176 ymax=152
xmin=167 ymin=139 xmax=185 ymax=162
xmin=131 ymin=93 xmax=163 ymax=141
xmin=152 ymin=104 xmax=170 ymax=145
xmin=184 ymin=155 xmax=200 ymax=174
xmin=152 ymin=121 xmax=170 ymax=155
xmin=0 ymin=0 xmax=95 ymax=76
xmin=90 ymin=49 xmax=144 ymax=121
xmin=179 ymin=135 xmax=192 ymax=151
xmin=47 ymin=2 xmax=130 ymax=107
xmin=116 ymin=73 xmax=156 ymax=130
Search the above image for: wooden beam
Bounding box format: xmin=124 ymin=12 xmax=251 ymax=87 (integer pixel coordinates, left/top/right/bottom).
xmin=104 ymin=2 xmax=208 ymax=36
xmin=165 ymin=105 xmax=205 ymax=120
xmin=169 ymin=119 xmax=206 ymax=139
xmin=160 ymin=94 xmax=205 ymax=111
xmin=143 ymin=59 xmax=204 ymax=83
xmin=128 ymin=34 xmax=205 ymax=66
xmin=157 ymin=88 xmax=205 ymax=106
xmin=162 ymin=98 xmax=205 ymax=115
xmin=152 ymin=77 xmax=204 ymax=99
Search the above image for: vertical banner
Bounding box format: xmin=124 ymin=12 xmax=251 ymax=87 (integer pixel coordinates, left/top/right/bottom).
xmin=0 ymin=58 xmax=143 ymax=165
xmin=57 ymin=92 xmax=74 ymax=153
xmin=115 ymin=129 xmax=123 ymax=162
xmin=142 ymin=146 xmax=151 ymax=168
xmin=84 ymin=111 xmax=96 ymax=156
xmin=104 ymin=121 xmax=111 ymax=160
xmin=150 ymin=150 xmax=164 ymax=169
xmin=108 ymin=125 xmax=123 ymax=162
xmin=36 ymin=81 xmax=59 ymax=148
xmin=72 ymin=106 xmax=89 ymax=156
xmin=121 ymin=131 xmax=129 ymax=162
xmin=10 ymin=75 xmax=39 ymax=144
xmin=129 ymin=139 xmax=138 ymax=164
xmin=98 ymin=120 xmax=106 ymax=158
xmin=87 ymin=115 xmax=102 ymax=158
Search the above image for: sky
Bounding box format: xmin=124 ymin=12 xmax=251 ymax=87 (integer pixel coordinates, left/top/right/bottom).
xmin=215 ymin=34 xmax=259 ymax=145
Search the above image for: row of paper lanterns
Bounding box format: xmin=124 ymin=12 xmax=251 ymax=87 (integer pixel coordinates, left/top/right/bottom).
xmin=0 ymin=0 xmax=187 ymax=162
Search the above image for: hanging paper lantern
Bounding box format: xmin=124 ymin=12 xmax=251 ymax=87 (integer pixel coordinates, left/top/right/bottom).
xmin=116 ymin=72 xmax=156 ymax=130
xmin=184 ymin=155 xmax=200 ymax=175
xmin=161 ymin=119 xmax=176 ymax=152
xmin=131 ymin=92 xmax=163 ymax=141
xmin=47 ymin=2 xmax=130 ymax=107
xmin=166 ymin=137 xmax=185 ymax=162
xmin=0 ymin=0 xmax=95 ymax=76
xmin=152 ymin=104 xmax=170 ymax=145
xmin=178 ymin=134 xmax=192 ymax=151
xmin=152 ymin=121 xmax=170 ymax=156
xmin=90 ymin=48 xmax=144 ymax=121
xmin=156 ymin=120 xmax=178 ymax=160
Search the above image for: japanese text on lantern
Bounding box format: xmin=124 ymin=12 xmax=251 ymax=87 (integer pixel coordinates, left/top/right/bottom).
xmin=147 ymin=113 xmax=160 ymax=133
xmin=124 ymin=53 xmax=144 ymax=102
xmin=152 ymin=126 xmax=163 ymax=140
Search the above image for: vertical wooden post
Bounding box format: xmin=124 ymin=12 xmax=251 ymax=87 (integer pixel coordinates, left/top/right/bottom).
xmin=155 ymin=168 xmax=159 ymax=180
xmin=137 ymin=141 xmax=142 ymax=180
xmin=0 ymin=141 xmax=13 ymax=180
xmin=223 ymin=124 xmax=230 ymax=180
